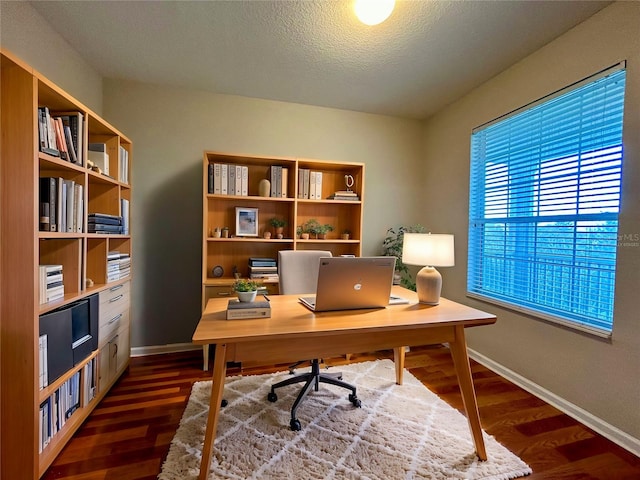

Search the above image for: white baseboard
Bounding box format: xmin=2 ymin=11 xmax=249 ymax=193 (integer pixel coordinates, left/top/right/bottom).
xmin=131 ymin=342 xmax=201 ymax=357
xmin=467 ymin=347 xmax=640 ymax=457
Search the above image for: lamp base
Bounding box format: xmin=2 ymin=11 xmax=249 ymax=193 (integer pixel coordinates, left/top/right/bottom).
xmin=415 ymin=266 xmax=442 ymax=305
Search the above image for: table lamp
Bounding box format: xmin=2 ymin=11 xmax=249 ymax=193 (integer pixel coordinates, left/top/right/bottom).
xmin=402 ymin=233 xmax=455 ymax=305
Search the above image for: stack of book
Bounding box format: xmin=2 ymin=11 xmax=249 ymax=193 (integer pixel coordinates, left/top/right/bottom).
xmin=39 ymin=177 xmax=83 ymax=233
xmin=248 ymin=257 xmax=278 ymax=282
xmin=226 ymin=299 xmax=271 ymax=319
xmin=268 ymin=165 xmax=288 ymax=198
xmin=118 ymin=254 xmax=131 ymax=279
xmin=107 ymin=251 xmax=131 ymax=281
xmin=39 ymin=265 xmax=64 ymax=304
xmin=37 ymin=107 xmax=83 ymax=165
xmin=208 ymin=163 xmax=249 ymax=196
xmin=107 ymin=252 xmax=121 ymax=282
xmin=327 ymin=190 xmax=360 ymax=201
xmin=88 ymin=213 xmax=123 ymax=234
xmin=297 ymin=169 xmax=323 ymax=199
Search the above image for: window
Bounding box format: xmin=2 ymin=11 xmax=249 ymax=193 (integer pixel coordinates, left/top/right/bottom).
xmin=468 ymin=65 xmax=626 ymax=337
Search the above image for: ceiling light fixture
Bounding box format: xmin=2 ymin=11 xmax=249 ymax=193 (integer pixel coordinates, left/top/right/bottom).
xmin=354 ymin=0 xmax=395 ymax=26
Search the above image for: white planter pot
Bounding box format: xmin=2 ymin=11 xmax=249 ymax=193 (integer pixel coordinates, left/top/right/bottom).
xmin=236 ymin=290 xmax=257 ymax=302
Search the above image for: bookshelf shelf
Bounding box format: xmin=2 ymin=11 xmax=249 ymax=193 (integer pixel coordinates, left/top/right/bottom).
xmin=1 ymin=50 xmax=133 ymax=478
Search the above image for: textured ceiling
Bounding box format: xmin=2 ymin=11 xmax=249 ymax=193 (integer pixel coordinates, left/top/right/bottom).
xmin=29 ymin=0 xmax=611 ymax=120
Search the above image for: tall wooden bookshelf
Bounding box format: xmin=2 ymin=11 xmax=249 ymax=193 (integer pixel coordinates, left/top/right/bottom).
xmin=201 ymin=150 xmax=364 ymax=300
xmin=0 ymin=50 xmax=133 ymax=478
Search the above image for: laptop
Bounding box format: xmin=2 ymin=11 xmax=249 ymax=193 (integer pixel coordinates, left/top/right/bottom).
xmin=299 ymin=256 xmax=400 ymax=312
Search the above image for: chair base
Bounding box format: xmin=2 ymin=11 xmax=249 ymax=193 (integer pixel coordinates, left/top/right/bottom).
xmin=268 ymin=359 xmax=361 ymax=430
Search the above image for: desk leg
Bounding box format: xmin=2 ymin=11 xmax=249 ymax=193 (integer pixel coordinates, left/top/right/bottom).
xmin=393 ymin=346 xmax=405 ymax=385
xmin=198 ymin=343 xmax=227 ymax=480
xmin=448 ymin=326 xmax=487 ymax=461
xmin=203 ymin=344 xmax=209 ymax=371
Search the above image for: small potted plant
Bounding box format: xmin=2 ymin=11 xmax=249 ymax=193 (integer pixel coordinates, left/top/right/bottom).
xmin=316 ymin=223 xmax=334 ymax=240
xmin=233 ymin=279 xmax=260 ymax=302
xmin=302 ymin=218 xmax=322 ymax=239
xmin=341 ymin=229 xmax=351 ymax=240
xmin=269 ymin=217 xmax=287 ymax=239
xmin=296 ymin=225 xmax=304 ymax=239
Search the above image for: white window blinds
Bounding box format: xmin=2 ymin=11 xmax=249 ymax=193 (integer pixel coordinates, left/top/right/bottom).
xmin=468 ymin=65 xmax=626 ymax=336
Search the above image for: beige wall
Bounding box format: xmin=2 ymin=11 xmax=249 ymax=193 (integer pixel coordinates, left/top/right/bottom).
xmin=422 ymin=1 xmax=640 ymax=443
xmin=0 ymin=1 xmax=103 ymax=114
xmin=101 ymin=80 xmax=424 ymax=348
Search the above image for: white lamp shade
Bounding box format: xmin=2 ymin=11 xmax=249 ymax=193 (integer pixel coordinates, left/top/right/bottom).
xmin=402 ymin=233 xmax=455 ymax=267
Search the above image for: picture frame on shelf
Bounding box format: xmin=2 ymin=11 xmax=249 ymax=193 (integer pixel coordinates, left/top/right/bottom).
xmin=235 ymin=207 xmax=258 ymax=237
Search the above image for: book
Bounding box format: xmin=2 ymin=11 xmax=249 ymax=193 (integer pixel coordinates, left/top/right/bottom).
xmin=327 ymin=194 xmax=360 ymax=201
xmin=235 ymin=165 xmax=242 ymax=196
xmin=119 ymin=145 xmax=129 ymax=182
xmin=40 ymin=107 xmax=60 ymax=157
xmin=270 ymin=165 xmax=279 ymax=197
xmin=275 ymin=165 xmax=282 ymax=198
xmin=226 ymin=299 xmax=271 ymax=320
xmin=248 ymin=257 xmax=277 ymax=267
xmin=53 ymin=118 xmax=69 ymax=161
xmin=87 ymin=224 xmax=123 ymax=234
xmin=40 ymin=177 xmax=57 ymax=231
xmin=281 ymin=167 xmax=288 ymax=198
xmin=309 ymin=171 xmax=317 ymax=199
xmin=248 ymin=265 xmax=278 ymax=272
xmin=208 ymin=163 xmax=214 ymax=194
xmin=220 ymin=164 xmax=228 ymax=195
xmin=241 ymin=165 xmax=248 ymax=196
xmin=303 ymin=168 xmax=310 ymax=199
xmin=213 ymin=163 xmax=221 ymax=194
xmin=121 ymin=198 xmax=130 ymax=235
xmin=228 ymin=164 xmax=236 ymax=195
xmin=298 ymin=168 xmax=305 ymax=199
xmin=59 ymin=179 xmax=67 ymax=233
xmin=315 ymin=171 xmax=323 ymax=199
xmin=88 ymin=213 xmax=122 ymax=224
xmin=75 ymin=184 xmax=83 ymax=233
xmin=64 ymin=179 xmax=75 ymax=232
xmin=55 ymin=112 xmax=84 ymax=165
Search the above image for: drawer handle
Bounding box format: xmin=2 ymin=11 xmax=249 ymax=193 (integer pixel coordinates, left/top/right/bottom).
xmin=109 ymin=294 xmax=124 ymax=303
xmin=108 ymin=313 xmax=122 ymax=325
xmin=109 ymin=284 xmax=124 ymax=292
xmin=217 ymin=292 xmax=231 ymax=297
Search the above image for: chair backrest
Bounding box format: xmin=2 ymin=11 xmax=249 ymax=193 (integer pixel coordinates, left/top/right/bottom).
xmin=278 ymin=250 xmax=332 ymax=295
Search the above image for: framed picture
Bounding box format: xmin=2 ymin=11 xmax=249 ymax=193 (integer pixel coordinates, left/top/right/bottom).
xmin=235 ymin=207 xmax=258 ymax=237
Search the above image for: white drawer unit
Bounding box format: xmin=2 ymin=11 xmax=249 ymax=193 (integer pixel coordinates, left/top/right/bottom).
xmin=98 ymin=281 xmax=131 ymax=390
xmin=98 ymin=282 xmax=130 ymax=348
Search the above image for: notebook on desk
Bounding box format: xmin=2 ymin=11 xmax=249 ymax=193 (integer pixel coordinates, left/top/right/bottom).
xmin=299 ymin=256 xmax=400 ymax=312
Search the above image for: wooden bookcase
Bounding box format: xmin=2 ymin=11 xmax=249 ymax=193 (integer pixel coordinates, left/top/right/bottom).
xmin=0 ymin=50 xmax=133 ymax=478
xmin=201 ymin=150 xmax=364 ymax=297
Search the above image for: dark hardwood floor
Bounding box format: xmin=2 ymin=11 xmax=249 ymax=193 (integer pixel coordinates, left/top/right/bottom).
xmin=42 ymin=345 xmax=640 ymax=480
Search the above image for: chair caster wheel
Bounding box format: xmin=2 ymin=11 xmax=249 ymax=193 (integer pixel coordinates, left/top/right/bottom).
xmin=221 ymin=399 xmax=228 ymax=408
xmin=290 ymin=419 xmax=302 ymax=431
xmin=267 ymin=392 xmax=277 ymax=402
xmin=349 ymin=394 xmax=361 ymax=407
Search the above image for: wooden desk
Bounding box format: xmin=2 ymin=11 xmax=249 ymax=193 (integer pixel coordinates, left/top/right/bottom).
xmin=192 ymin=286 xmax=496 ymax=480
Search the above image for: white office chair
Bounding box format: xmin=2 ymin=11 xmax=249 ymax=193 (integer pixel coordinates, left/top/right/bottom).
xmin=267 ymin=250 xmax=361 ymax=431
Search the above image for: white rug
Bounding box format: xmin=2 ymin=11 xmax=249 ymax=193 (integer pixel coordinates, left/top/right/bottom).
xmin=159 ymin=359 xmax=531 ymax=480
